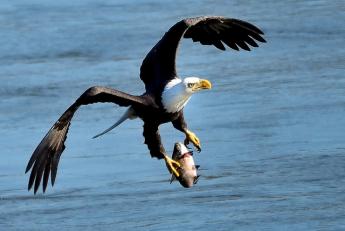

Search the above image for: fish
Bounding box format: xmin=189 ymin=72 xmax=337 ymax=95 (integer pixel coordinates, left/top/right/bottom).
xmin=170 ymin=142 xmax=200 ymax=188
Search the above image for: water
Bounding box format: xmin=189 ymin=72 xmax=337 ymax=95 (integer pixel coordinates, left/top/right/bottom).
xmin=1 ymin=0 xmax=345 ymax=230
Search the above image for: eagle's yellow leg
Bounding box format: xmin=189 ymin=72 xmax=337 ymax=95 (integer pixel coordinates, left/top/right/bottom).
xmin=184 ymin=130 xmax=201 ymax=152
xmin=164 ymin=155 xmax=181 ymax=177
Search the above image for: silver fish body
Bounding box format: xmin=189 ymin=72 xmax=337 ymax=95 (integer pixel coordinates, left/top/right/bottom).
xmin=170 ymin=142 xmax=200 ymax=188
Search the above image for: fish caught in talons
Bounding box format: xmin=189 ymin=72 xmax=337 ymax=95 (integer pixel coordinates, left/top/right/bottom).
xmin=170 ymin=142 xmax=200 ymax=188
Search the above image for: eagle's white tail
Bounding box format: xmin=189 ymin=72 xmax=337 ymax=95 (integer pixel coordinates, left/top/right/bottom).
xmin=92 ymin=107 xmax=136 ymax=139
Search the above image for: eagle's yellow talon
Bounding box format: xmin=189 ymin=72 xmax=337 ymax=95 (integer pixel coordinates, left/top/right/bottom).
xmin=185 ymin=130 xmax=201 ymax=152
xmin=164 ymin=155 xmax=181 ymax=177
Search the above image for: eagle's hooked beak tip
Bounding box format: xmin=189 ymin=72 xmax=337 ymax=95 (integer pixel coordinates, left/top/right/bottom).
xmin=199 ymin=79 xmax=212 ymax=90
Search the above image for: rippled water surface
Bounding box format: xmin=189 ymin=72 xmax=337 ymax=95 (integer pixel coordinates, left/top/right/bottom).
xmin=1 ymin=0 xmax=345 ymax=230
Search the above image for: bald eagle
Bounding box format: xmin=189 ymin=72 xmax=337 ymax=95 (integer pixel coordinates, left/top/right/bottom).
xmin=25 ymin=16 xmax=266 ymax=193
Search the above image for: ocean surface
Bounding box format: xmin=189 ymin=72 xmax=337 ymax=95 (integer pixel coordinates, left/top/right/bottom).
xmin=1 ymin=0 xmax=344 ymax=230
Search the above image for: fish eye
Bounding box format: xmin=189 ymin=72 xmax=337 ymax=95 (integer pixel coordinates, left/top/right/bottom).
xmin=187 ymin=83 xmax=194 ymax=88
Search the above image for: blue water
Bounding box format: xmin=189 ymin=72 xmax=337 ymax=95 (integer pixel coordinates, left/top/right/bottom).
xmin=1 ymin=0 xmax=345 ymax=230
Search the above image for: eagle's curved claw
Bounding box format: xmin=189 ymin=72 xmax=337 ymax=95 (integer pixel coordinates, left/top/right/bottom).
xmin=184 ymin=130 xmax=201 ymax=152
xmin=164 ymin=155 xmax=181 ymax=177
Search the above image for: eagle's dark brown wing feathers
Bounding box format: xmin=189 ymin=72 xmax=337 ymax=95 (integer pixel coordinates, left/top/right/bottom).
xmin=26 ymin=86 xmax=148 ymax=193
xmin=140 ymin=16 xmax=265 ymax=94
xmin=184 ymin=17 xmax=265 ymax=51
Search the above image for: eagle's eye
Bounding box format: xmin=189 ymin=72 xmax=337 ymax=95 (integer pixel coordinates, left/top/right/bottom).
xmin=187 ymin=83 xmax=194 ymax=88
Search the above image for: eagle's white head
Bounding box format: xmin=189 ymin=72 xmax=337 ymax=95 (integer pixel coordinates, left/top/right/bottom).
xmin=162 ymin=77 xmax=212 ymax=113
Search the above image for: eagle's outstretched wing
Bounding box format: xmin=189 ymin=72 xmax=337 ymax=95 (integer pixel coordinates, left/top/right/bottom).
xmin=25 ymin=86 xmax=148 ymax=194
xmin=140 ymin=16 xmax=266 ymax=94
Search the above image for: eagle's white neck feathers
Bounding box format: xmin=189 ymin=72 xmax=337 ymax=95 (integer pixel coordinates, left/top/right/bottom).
xmin=162 ymin=78 xmax=193 ymax=113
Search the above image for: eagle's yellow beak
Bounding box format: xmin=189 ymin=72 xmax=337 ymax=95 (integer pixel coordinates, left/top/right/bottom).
xmin=193 ymin=79 xmax=212 ymax=91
